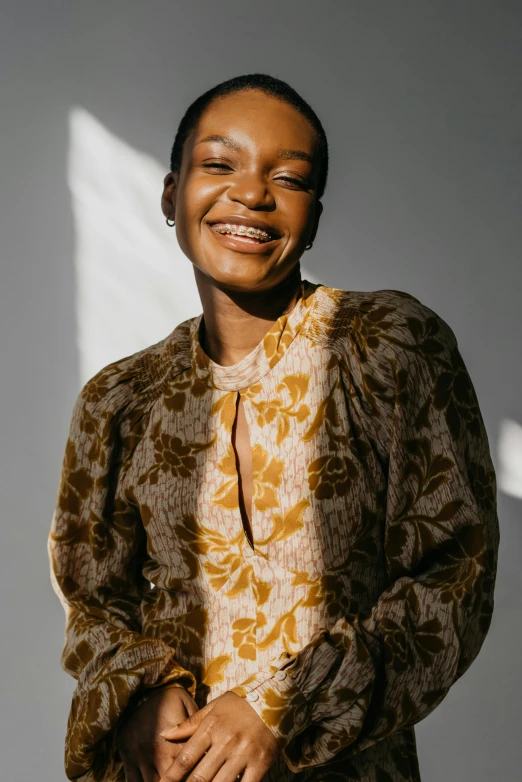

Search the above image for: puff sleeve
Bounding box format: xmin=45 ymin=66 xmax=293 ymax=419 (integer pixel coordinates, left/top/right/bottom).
xmin=229 ymin=300 xmax=500 ymax=772
xmin=48 ymin=371 xmax=197 ymax=781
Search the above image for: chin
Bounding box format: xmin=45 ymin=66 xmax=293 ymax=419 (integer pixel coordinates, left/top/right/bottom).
xmin=198 ymin=256 xmax=292 ymax=293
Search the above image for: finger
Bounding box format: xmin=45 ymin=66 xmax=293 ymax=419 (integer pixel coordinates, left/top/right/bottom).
xmin=183 ymin=696 xmax=199 ymax=717
xmin=158 ymin=728 xmax=212 ymax=782
xmin=159 ymin=720 xmax=198 ymax=740
xmin=179 ymin=688 xmax=199 ymax=716
xmin=140 ymin=764 xmax=160 ymax=782
xmin=151 ymin=732 xmax=197 ymax=777
xmin=210 ymin=757 xmax=248 ymax=782
xmin=165 ymin=747 xmax=226 ymax=782
xmin=160 ymin=702 xmax=213 ymax=740
xmin=233 ymin=762 xmax=269 ymax=782
xmin=122 ymin=761 xmax=143 ymax=782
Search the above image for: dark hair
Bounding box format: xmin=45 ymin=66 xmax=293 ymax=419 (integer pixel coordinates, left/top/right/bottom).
xmin=169 ymin=73 xmax=329 ymax=200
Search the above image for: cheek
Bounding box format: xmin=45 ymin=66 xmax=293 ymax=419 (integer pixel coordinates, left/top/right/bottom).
xmin=175 ymin=184 xmax=212 ymax=248
xmin=282 ymin=200 xmax=314 ymax=242
xmin=179 ymin=179 xmax=213 ymax=220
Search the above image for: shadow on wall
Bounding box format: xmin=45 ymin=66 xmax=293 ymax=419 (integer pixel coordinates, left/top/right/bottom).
xmin=67 ymin=107 xmax=520 ymax=503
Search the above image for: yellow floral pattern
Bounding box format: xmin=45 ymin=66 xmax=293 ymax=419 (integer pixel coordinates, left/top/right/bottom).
xmin=48 ymin=280 xmax=499 ymax=782
xmin=248 ymin=374 xmax=311 ymax=445
xmin=211 ymin=442 xmax=285 ymax=513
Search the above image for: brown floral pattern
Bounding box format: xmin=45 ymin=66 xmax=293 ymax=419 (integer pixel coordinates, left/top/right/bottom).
xmin=307 ymin=453 xmax=359 ymax=500
xmin=137 ymin=420 xmax=215 ymax=484
xmin=48 ymin=280 xmax=499 ymax=782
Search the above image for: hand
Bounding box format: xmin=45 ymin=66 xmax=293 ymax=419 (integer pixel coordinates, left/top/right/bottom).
xmin=158 ymin=690 xmax=280 ymax=782
xmin=116 ymin=685 xmax=199 ymax=782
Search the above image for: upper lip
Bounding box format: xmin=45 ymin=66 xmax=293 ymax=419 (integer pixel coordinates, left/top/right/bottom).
xmin=206 ymin=215 xmax=281 ymax=239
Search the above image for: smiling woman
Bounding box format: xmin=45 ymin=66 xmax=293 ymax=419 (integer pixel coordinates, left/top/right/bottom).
xmin=48 ymin=73 xmax=499 ymax=782
xmin=161 ymin=78 xmax=325 ymax=297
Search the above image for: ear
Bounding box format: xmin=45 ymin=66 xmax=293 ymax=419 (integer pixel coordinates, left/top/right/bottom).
xmin=308 ymin=199 xmax=323 ymax=245
xmin=161 ymin=170 xmax=178 ymax=221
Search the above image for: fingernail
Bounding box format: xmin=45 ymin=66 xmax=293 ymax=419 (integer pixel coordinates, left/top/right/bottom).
xmin=160 ymin=724 xmax=179 ymax=737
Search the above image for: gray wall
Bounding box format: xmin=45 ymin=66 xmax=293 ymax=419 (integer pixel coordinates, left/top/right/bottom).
xmin=1 ymin=2 xmax=520 ymax=780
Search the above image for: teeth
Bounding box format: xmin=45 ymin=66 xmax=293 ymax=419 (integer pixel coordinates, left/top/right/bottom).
xmin=211 ymin=223 xmax=272 ymax=241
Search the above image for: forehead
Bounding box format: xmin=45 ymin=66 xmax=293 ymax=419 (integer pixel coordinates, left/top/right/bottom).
xmin=191 ymin=89 xmax=319 ymax=156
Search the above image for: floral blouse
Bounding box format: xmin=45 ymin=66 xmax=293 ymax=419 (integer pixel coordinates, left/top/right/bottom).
xmin=48 ymin=280 xmax=499 ymax=782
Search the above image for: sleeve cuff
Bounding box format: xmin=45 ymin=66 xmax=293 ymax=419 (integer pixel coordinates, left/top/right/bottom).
xmin=66 ymin=646 xmax=197 ymax=780
xmin=149 ymin=657 xmax=197 ymax=697
xmin=228 ymin=652 xmax=311 ymax=748
xmin=227 ymin=619 xmax=374 ymax=755
xmin=112 ymin=660 xmax=196 ymax=757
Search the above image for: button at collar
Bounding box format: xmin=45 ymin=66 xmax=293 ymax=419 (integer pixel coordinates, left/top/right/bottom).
xmin=246 ymin=690 xmax=260 ymax=702
xmin=274 ymin=670 xmax=287 ymax=681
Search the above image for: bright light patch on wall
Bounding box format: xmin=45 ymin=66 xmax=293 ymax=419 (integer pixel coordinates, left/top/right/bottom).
xmin=68 ymin=107 xmax=318 ymax=386
xmin=498 ymin=418 xmax=522 ymax=500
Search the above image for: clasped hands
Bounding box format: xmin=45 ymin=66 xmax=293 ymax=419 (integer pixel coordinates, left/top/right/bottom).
xmin=117 ymin=684 xmax=280 ymax=782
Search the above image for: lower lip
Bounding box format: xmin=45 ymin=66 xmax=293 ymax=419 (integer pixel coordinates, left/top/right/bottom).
xmin=206 ymin=224 xmax=279 ymax=254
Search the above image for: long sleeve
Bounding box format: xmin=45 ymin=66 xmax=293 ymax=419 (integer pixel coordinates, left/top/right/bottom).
xmin=48 ymin=376 xmax=197 ymax=782
xmin=229 ymin=300 xmax=500 ymax=772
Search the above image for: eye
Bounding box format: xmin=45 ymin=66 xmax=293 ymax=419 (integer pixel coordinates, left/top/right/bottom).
xmin=276 ymin=175 xmax=308 ymax=189
xmin=201 ymin=163 xmax=309 ymax=190
xmin=202 ymin=162 xmax=231 ymax=171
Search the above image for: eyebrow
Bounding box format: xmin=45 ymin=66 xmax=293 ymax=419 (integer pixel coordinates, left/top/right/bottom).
xmin=196 ymin=134 xmax=314 ymax=164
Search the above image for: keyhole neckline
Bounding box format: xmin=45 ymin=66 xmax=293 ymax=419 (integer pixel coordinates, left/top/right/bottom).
xmin=189 ymin=279 xmax=321 ymax=391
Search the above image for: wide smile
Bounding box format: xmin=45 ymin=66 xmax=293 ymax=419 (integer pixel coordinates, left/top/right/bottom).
xmin=206 ymin=222 xmax=280 ymax=254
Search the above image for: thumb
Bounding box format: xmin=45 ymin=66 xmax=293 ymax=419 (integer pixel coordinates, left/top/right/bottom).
xmin=160 ymin=700 xmax=215 ymax=740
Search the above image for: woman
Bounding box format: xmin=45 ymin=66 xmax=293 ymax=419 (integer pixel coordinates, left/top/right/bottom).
xmin=48 ymin=73 xmax=499 ymax=782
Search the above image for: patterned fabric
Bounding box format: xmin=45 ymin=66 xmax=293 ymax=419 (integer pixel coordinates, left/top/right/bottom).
xmin=48 ymin=280 xmax=499 ymax=782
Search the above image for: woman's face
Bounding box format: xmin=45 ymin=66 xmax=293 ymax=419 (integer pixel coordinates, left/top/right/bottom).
xmin=161 ymin=89 xmax=323 ymax=293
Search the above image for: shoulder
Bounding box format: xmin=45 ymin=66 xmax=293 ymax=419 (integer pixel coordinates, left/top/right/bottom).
xmin=307 ymin=284 xmax=458 ymax=364
xmin=68 ymin=317 xmax=196 ymax=441
xmin=304 ymin=284 xmax=488 ymax=464
xmin=306 ymin=285 xmax=466 ymax=440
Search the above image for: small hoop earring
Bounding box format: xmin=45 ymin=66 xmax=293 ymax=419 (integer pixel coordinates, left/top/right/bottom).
xmin=305 ymin=242 xmax=313 ymax=251
xmin=166 ymin=217 xmax=175 ymax=227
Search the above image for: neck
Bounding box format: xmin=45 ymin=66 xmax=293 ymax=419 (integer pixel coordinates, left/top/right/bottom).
xmin=194 ymin=265 xmax=303 ymax=366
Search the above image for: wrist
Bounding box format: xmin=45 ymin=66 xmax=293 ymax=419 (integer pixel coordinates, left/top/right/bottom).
xmin=134 ymin=681 xmax=187 ymax=709
xmin=115 ymin=681 xmax=187 ymax=749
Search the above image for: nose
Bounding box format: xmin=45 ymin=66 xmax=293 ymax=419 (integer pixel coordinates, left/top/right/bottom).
xmin=226 ymin=170 xmax=275 ymax=210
